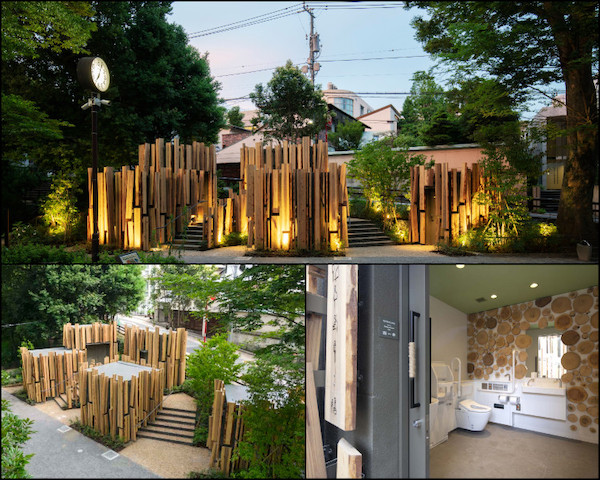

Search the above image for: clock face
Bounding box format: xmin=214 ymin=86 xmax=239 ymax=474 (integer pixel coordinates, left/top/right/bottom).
xmin=91 ymin=57 xmax=110 ymax=92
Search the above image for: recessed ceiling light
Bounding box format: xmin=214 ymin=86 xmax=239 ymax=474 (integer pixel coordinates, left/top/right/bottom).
xmin=530 ymin=283 xmax=538 ymax=288
xmin=490 ymin=294 xmax=498 ymax=299
xmin=456 ymin=264 xmax=465 ymax=269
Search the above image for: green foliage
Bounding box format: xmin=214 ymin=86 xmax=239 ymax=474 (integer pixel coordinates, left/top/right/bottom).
xmin=223 ymin=232 xmax=248 ymax=246
xmin=234 ymin=355 xmax=305 ymax=478
xmin=69 ymin=419 xmax=125 ymax=451
xmin=407 ymin=1 xmax=599 ymax=241
xmin=1 ymin=265 xmax=146 ymax=363
xmin=219 ymin=265 xmax=305 ymax=351
xmin=188 ymin=469 xmax=227 ymax=479
xmin=226 ymin=106 xmax=245 ymax=128
xmin=185 ymin=334 xmax=243 ymax=445
xmin=1 ymin=1 xmax=96 ymax=61
xmin=419 ymin=108 xmax=465 ymax=146
xmin=250 ymin=60 xmax=328 ymax=143
xmin=328 ymin=120 xmax=365 ymax=151
xmin=398 ymin=70 xmax=447 ymax=143
xmin=348 ymin=139 xmax=432 ymax=229
xmin=474 ymin=133 xmax=543 ymax=240
xmin=1 ymin=398 xmax=35 ymax=479
xmin=1 ymin=244 xmax=91 ymax=264
xmin=11 ymin=388 xmax=36 ymax=406
xmin=41 ymin=173 xmax=82 ymax=241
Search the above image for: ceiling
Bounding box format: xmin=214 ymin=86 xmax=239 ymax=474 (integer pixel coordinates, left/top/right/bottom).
xmin=430 ymin=265 xmax=598 ymax=314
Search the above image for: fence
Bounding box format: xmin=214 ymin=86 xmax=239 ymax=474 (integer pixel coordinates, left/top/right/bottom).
xmin=409 ymin=162 xmax=488 ymax=245
xmin=121 ymin=324 xmax=187 ymax=390
xmin=87 ymin=137 xmax=348 ymax=252
xmin=20 ymin=347 xmax=89 ymax=406
xmin=207 ymin=379 xmax=247 ymax=475
xmin=87 ymin=138 xmax=217 ymax=250
xmin=237 ymin=138 xmax=349 ymax=251
xmin=63 ymin=321 xmax=118 ymax=361
xmin=79 ymin=364 xmax=164 ymax=442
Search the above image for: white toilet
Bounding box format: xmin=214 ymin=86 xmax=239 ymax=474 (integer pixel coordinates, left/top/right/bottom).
xmin=455 ymin=398 xmax=492 ymax=431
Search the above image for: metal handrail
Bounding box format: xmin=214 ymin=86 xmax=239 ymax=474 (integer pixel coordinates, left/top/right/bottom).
xmin=154 ymin=200 xmax=208 ymax=230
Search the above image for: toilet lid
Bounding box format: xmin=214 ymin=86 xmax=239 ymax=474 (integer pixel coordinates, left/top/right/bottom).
xmin=460 ymin=399 xmax=491 ymax=412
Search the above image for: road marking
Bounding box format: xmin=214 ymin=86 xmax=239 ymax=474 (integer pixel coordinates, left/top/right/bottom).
xmin=102 ymin=450 xmax=119 ymax=461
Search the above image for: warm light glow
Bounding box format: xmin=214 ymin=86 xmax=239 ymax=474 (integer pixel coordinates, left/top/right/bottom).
xmin=530 ymin=283 xmax=538 ymax=288
xmin=331 ymin=234 xmax=342 ymax=252
xmin=456 ymin=264 xmax=465 ymax=269
xmin=282 ymin=232 xmax=290 ymax=249
xmin=490 ymin=294 xmax=498 ymax=299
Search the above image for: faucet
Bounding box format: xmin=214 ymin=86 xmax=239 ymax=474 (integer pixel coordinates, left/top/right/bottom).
xmin=504 ymin=373 xmax=511 ymax=382
xmin=527 ymin=378 xmax=534 ymax=386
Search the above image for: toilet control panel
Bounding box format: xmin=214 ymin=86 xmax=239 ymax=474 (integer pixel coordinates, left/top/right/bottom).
xmin=480 ymin=382 xmax=509 ymax=392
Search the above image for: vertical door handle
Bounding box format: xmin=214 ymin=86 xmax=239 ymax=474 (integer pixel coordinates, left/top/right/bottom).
xmin=409 ymin=311 xmax=421 ymax=409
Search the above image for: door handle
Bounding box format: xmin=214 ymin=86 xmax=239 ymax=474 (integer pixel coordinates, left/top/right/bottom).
xmin=409 ymin=311 xmax=421 ymax=409
xmin=412 ymin=419 xmax=423 ymax=429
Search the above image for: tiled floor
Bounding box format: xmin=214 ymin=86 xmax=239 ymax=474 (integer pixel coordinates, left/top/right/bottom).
xmin=430 ymin=423 xmax=599 ymax=478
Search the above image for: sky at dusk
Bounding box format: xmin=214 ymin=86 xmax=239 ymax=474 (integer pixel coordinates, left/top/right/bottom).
xmin=167 ymin=1 xmax=561 ymax=120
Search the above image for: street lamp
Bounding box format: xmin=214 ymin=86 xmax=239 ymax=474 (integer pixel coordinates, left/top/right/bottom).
xmin=77 ymin=57 xmax=111 ymax=262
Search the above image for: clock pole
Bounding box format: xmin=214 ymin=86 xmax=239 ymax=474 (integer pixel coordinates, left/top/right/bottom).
xmin=91 ymin=92 xmax=99 ymax=262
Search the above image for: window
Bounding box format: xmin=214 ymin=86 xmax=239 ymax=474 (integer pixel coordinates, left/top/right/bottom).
xmin=334 ymin=97 xmax=354 ymax=116
xmin=537 ymin=334 xmax=566 ymax=378
xmin=360 ymin=105 xmax=365 ymax=116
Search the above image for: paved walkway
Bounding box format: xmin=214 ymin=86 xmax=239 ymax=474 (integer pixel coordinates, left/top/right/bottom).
xmin=1 ymin=389 xmax=160 ymax=479
xmin=160 ymin=244 xmax=586 ymax=264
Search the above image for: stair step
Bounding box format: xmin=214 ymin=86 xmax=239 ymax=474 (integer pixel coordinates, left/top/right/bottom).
xmin=140 ymin=426 xmax=194 ymax=439
xmin=136 ymin=433 xmax=194 ymax=446
xmin=162 ymin=407 xmax=197 ymax=414
xmin=157 ymin=410 xmax=196 ymax=420
xmin=349 ymin=241 xmax=395 ymax=248
xmin=155 ymin=415 xmax=196 ymax=425
xmin=151 ymin=421 xmax=196 ymax=432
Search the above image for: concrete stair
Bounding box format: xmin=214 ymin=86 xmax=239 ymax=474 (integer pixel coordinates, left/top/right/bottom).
xmin=539 ymin=190 xmax=561 ymax=213
xmin=137 ymin=407 xmax=196 ymax=445
xmin=347 ymin=217 xmax=395 ymax=248
xmin=170 ymin=224 xmax=207 ymax=251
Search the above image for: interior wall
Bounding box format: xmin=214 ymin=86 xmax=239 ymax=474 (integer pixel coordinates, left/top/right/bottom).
xmin=467 ymin=286 xmax=598 ymax=437
xmin=430 ymin=295 xmax=468 ymax=380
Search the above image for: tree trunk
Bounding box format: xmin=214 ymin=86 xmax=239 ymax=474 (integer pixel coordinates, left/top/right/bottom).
xmin=545 ymin=2 xmax=599 ymax=244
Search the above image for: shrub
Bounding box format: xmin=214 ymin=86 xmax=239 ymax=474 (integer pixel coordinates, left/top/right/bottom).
xmin=234 ymin=354 xmax=305 ymax=479
xmin=1 ymin=399 xmax=35 ymax=479
xmin=222 ymin=232 xmax=248 ymax=246
xmin=69 ymin=419 xmax=125 ymax=451
xmin=1 ymin=244 xmax=90 ymax=264
xmin=185 ymin=334 xmax=243 ymax=445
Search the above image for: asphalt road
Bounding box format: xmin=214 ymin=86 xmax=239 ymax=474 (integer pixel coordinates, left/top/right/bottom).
xmin=1 ymin=388 xmax=160 ymax=479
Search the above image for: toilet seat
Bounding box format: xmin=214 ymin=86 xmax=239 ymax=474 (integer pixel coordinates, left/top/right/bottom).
xmin=459 ymin=399 xmax=491 ymax=413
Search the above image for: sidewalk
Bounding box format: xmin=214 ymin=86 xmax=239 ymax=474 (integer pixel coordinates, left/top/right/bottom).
xmin=1 ymin=388 xmax=160 ymax=479
xmin=160 ymin=244 xmax=585 ymax=264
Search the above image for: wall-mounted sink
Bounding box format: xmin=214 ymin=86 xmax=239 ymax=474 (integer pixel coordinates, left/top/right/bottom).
xmin=522 ymin=378 xmax=565 ymax=396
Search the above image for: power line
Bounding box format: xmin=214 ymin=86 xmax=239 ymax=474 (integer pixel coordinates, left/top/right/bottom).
xmin=187 ymin=4 xmax=305 ymax=38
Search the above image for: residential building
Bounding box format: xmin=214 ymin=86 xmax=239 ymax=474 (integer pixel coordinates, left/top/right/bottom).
xmin=357 ymin=104 xmax=402 ymax=143
xmin=217 ymin=125 xmax=254 ymax=152
xmin=322 ymin=82 xmax=373 ymax=118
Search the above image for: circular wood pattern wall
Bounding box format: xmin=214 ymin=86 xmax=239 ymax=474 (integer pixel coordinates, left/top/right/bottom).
xmin=467 ymin=286 xmax=598 ymax=436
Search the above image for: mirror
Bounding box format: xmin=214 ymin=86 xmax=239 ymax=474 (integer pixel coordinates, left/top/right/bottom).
xmin=525 ymin=323 xmax=566 ymax=379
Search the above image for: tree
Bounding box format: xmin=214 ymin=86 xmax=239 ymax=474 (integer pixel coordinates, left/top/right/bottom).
xmin=398 ymin=70 xmax=447 ymax=143
xmin=407 ymin=1 xmax=599 ymax=243
xmin=226 ymin=106 xmax=245 ymax=128
xmin=1 ymin=399 xmax=35 ymax=479
xmin=148 ymin=265 xmax=222 ymax=329
xmin=1 ymin=265 xmax=145 ymax=362
xmin=328 ymin=120 xmax=365 ymax=151
xmin=250 ymin=60 xmax=328 ymax=143
xmin=2 ymin=1 xmax=226 ymax=221
xmin=419 ymin=109 xmax=464 ymax=146
xmin=1 ymin=1 xmax=96 ymax=224
xmin=347 ymin=139 xmax=432 ymax=229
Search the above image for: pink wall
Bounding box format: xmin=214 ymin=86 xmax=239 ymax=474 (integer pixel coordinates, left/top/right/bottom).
xmin=410 ymin=146 xmax=485 ymax=170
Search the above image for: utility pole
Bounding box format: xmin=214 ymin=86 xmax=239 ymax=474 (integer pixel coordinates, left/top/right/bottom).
xmin=302 ymin=3 xmax=320 ymax=84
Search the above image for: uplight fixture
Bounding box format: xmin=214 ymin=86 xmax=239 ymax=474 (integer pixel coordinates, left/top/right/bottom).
xmin=456 ymin=264 xmax=465 ymax=269
xmin=530 ymin=283 xmax=538 ymax=288
xmin=490 ymin=294 xmax=498 ymax=299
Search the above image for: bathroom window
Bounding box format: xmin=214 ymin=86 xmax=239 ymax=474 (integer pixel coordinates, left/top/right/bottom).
xmin=537 ymin=334 xmax=566 ymax=379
